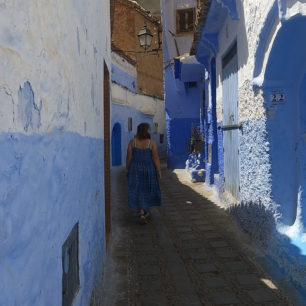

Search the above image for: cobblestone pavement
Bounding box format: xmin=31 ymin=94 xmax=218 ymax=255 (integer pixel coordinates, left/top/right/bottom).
xmin=101 ymin=167 xmax=293 ymax=306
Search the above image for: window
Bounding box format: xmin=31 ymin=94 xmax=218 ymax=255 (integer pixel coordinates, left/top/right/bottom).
xmin=160 ymin=134 xmax=164 ymax=144
xmin=176 ymin=8 xmax=195 ymax=33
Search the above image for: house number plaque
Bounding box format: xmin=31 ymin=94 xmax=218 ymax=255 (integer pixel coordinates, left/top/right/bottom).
xmin=270 ymin=91 xmax=285 ymax=104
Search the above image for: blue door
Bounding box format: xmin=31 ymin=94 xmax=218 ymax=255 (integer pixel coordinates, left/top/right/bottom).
xmin=111 ymin=123 xmax=122 ymax=166
xmin=222 ymin=45 xmax=239 ymax=199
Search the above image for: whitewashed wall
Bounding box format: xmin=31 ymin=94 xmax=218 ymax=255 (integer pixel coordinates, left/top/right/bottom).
xmin=112 ymin=83 xmax=164 ymax=118
xmin=0 ymin=1 xmax=110 ymax=138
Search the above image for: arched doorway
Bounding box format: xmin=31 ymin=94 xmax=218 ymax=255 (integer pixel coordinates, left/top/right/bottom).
xmin=111 ymin=122 xmax=122 ymax=166
xmin=264 ymin=16 xmax=306 ymax=228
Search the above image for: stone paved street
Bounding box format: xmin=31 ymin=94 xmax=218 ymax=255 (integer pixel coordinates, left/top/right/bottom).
xmin=101 ymin=167 xmax=293 ymax=306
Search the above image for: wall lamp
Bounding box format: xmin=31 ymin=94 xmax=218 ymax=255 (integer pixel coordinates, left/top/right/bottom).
xmin=137 ymin=24 xmax=153 ymax=50
xmin=112 ymin=23 xmax=162 ymax=54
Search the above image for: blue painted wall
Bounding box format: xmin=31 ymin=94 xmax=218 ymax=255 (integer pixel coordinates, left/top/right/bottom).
xmin=163 ymin=58 xmax=202 ymax=168
xmin=257 ymin=18 xmax=306 ymax=297
xmin=111 ymin=64 xmax=137 ymax=93
xmin=166 ymin=117 xmax=200 ymax=168
xmin=112 ymin=103 xmax=157 ymax=166
xmin=264 ymin=16 xmax=306 ymax=228
xmin=0 ymin=131 xmax=105 ymax=305
xmin=161 ymin=0 xmax=203 ymax=169
xmin=112 ymin=102 xmax=167 ymax=164
xmin=298 ymin=73 xmax=306 ymax=229
xmin=111 ymin=56 xmax=167 ymax=163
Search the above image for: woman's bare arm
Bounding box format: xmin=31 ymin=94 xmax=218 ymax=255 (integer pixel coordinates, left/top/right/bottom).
xmin=151 ymin=140 xmax=162 ymax=179
xmin=126 ymin=140 xmax=133 ymax=170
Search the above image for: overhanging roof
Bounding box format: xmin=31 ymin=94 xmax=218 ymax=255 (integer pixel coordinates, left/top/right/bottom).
xmin=174 ymin=54 xmax=205 ymax=82
xmin=190 ymin=0 xmax=239 ymax=64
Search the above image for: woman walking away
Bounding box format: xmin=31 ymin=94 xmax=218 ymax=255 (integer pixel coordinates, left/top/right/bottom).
xmin=126 ymin=123 xmax=162 ymax=224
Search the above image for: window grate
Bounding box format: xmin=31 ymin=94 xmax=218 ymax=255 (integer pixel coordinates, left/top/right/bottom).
xmin=176 ymin=8 xmax=195 ymax=33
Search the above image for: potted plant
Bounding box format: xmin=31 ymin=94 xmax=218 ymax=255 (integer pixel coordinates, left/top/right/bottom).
xmin=186 ymin=124 xmax=206 ymax=182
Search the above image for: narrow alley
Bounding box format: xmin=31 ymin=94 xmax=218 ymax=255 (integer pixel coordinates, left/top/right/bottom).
xmin=101 ymin=166 xmax=292 ymax=306
xmin=3 ymin=1 xmax=306 ymax=305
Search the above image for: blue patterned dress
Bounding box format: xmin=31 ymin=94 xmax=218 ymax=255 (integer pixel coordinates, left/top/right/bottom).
xmin=128 ymin=140 xmax=161 ymax=211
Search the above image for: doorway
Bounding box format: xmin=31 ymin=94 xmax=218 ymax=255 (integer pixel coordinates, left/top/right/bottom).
xmin=222 ymin=42 xmax=239 ymax=200
xmin=111 ymin=123 xmax=122 ymax=166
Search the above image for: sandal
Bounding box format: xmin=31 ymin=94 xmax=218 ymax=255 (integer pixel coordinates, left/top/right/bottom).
xmin=139 ymin=214 xmax=149 ymax=224
xmin=139 ymin=210 xmax=150 ymax=224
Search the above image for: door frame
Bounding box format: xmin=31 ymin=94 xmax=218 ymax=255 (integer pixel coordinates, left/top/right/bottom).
xmin=104 ymin=61 xmax=111 ymax=249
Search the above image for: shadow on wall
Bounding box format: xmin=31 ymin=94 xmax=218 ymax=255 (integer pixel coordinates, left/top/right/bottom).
xmin=226 ymin=201 xmax=306 ymax=304
xmin=236 ymin=0 xmax=249 ymax=70
xmin=227 ymin=201 xmax=275 ymax=248
xmin=165 ymin=170 xmax=306 ymax=304
xmin=287 ymin=0 xmax=306 ymax=9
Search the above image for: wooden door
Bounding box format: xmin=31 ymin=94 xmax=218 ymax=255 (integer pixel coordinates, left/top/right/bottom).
xmin=222 ymin=43 xmax=239 ymax=199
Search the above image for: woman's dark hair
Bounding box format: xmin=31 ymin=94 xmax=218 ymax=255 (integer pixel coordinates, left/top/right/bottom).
xmin=136 ymin=123 xmax=151 ymax=139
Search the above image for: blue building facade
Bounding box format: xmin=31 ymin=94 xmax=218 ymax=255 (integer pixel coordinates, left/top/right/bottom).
xmin=161 ymin=0 xmax=205 ymax=169
xmin=111 ymin=0 xmax=167 ymax=167
xmin=180 ymin=0 xmax=306 ymax=301
xmin=111 ymin=50 xmax=167 ymax=165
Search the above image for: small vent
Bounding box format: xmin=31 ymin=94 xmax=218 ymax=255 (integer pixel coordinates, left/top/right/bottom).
xmin=188 ymin=82 xmax=197 ymax=88
xmin=154 ymin=123 xmax=158 ymax=134
xmin=128 ymin=117 xmax=133 ymax=131
xmin=62 ymin=222 xmax=80 ymax=306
